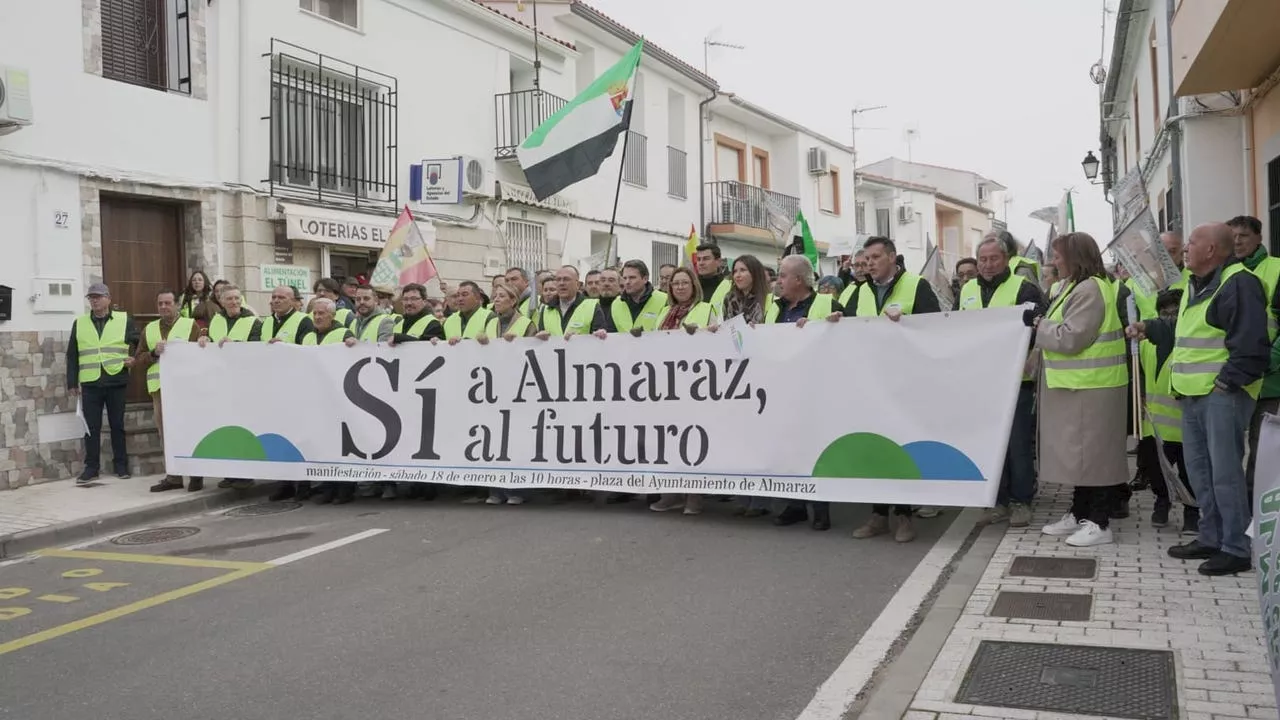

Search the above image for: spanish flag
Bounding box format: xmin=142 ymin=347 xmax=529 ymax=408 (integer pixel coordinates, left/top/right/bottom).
xmin=683 ymin=224 xmax=699 ymax=272
xmin=371 ymin=206 xmax=437 ymax=288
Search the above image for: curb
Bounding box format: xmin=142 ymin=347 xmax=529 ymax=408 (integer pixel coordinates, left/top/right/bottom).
xmin=0 ymin=485 xmax=271 ymax=560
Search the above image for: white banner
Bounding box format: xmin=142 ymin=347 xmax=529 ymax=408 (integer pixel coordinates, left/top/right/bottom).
xmin=1251 ymin=413 xmax=1280 ymax=708
xmin=162 ymin=309 xmax=1031 ymax=507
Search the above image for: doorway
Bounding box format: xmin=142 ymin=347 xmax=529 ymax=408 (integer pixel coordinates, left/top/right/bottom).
xmin=100 ymin=195 xmax=185 ymax=404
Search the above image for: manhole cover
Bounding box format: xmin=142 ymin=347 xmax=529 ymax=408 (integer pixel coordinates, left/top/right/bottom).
xmin=1008 ymin=556 xmax=1097 ymax=579
xmin=111 ymin=527 xmax=201 ymax=545
xmin=223 ymin=502 xmax=302 ymax=517
xmin=957 ymin=641 xmax=1176 ymax=719
xmin=989 ymin=591 xmax=1091 ymax=621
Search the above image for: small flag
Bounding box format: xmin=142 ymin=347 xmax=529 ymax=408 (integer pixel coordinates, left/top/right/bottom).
xmin=796 ymin=210 xmax=819 ymax=270
xmin=370 ymin=206 xmax=437 ymax=289
xmin=1057 ymin=190 xmax=1075 ymax=234
xmin=683 ymin=224 xmax=700 ymax=272
xmin=517 ymin=40 xmax=644 ymax=200
xmin=919 ymin=234 xmax=955 ymax=310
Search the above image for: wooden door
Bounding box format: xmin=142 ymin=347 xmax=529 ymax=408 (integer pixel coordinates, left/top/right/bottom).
xmin=100 ymin=196 xmax=184 ymax=403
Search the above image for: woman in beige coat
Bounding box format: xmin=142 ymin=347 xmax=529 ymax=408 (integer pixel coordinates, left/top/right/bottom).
xmin=1032 ymin=233 xmax=1129 ymax=547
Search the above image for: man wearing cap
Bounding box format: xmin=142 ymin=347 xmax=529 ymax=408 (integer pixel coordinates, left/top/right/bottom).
xmin=67 ymin=283 xmax=141 ymax=485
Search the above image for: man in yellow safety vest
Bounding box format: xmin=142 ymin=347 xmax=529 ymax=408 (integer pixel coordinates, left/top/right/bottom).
xmin=67 ymin=283 xmax=140 ymax=485
xmin=138 ymin=289 xmax=201 ymax=493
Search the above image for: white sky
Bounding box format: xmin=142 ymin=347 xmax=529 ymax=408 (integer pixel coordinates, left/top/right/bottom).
xmin=586 ymin=0 xmax=1115 ymax=250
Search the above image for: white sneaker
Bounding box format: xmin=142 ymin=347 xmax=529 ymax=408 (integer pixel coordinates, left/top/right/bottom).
xmin=506 ymin=495 xmax=525 ymax=505
xmin=1065 ymin=520 xmax=1113 ymax=547
xmin=1042 ymin=512 xmax=1081 ymax=536
xmin=485 ymin=495 xmax=502 ymax=505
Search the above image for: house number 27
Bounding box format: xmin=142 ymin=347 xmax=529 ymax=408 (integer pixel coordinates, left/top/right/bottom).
xmin=53 ymin=211 xmax=69 ymax=228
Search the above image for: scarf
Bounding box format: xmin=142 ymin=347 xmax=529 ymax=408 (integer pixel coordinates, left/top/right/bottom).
xmin=660 ymin=302 xmax=693 ymax=330
xmin=723 ymin=291 xmax=764 ymax=324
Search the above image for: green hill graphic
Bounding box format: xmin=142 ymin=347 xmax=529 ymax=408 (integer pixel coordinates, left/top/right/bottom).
xmin=192 ymin=426 xmax=268 ymax=461
xmin=813 ymin=432 xmax=922 ymax=479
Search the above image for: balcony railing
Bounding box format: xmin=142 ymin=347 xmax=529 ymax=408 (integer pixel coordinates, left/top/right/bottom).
xmin=705 ymin=181 xmax=800 ymax=232
xmin=667 ymin=146 xmax=687 ymax=199
xmin=267 ymin=39 xmax=398 ymax=210
xmin=495 ymin=89 xmax=567 ymax=160
xmin=622 ymin=130 xmax=647 ymax=187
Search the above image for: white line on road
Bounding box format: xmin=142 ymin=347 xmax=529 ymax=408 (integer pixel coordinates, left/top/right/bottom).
xmin=792 ymin=508 xmax=982 ymax=720
xmin=266 ymin=528 xmax=390 ymax=566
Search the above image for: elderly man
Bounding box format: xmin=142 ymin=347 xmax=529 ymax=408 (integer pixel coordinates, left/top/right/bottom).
xmin=302 ymin=298 xmax=355 ymax=345
xmin=503 ymin=267 xmax=536 ymax=318
xmin=536 ymin=266 xmax=609 ymax=338
xmin=959 ymin=237 xmax=1046 ymax=526
xmin=200 ymin=285 xmax=260 ymax=491
xmin=442 ymin=281 xmax=495 ymax=341
xmin=262 ymin=285 xmax=314 ymax=344
xmin=1228 ymin=215 xmax=1280 ymax=502
xmin=658 ymin=263 xmax=677 ymax=294
xmin=597 ymin=267 xmax=622 ymax=312
xmin=138 ymin=289 xmax=202 ymax=493
xmin=68 ymin=283 xmax=140 ymax=485
xmin=1128 ymin=223 xmax=1271 ymax=576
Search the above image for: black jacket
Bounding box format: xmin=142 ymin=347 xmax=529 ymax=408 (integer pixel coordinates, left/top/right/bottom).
xmin=1142 ymin=258 xmax=1271 ymax=393
xmin=391 ymin=310 xmax=446 ymax=344
xmin=67 ymin=311 xmax=141 ymax=389
xmin=842 ymin=270 xmax=941 ymax=317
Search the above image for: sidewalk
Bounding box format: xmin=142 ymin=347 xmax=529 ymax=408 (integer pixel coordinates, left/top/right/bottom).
xmin=0 ymin=475 xmax=264 ymax=559
xmin=872 ymin=486 xmax=1275 ymax=720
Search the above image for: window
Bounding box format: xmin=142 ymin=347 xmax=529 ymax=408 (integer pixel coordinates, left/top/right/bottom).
xmin=855 ymin=201 xmax=867 ymax=233
xmin=1133 ymin=86 xmax=1142 ymax=159
xmin=666 ymin=89 xmax=685 ymax=151
xmin=101 ymin=0 xmax=191 ymax=93
xmin=652 ymin=241 xmax=680 ymax=275
xmin=1157 ymin=191 xmax=1167 ymax=232
xmin=505 ymin=219 xmax=546 ymax=276
xmin=714 ymin=134 xmax=746 ymax=183
xmin=876 ymin=208 xmax=892 ymax=238
xmin=1149 ymin=26 xmax=1161 ymax=133
xmin=299 ymin=0 xmax=358 ymax=28
xmin=819 ymin=168 xmax=841 ymax=215
xmin=1123 ymin=133 xmax=1129 ymax=171
xmin=666 ymin=146 xmax=687 ymax=199
xmin=1268 ymin=156 xmax=1280 ymax=255
xmin=623 ymin=130 xmax=648 ymax=187
xmin=269 ymin=44 xmax=398 ymax=208
xmin=752 ymin=148 xmax=770 ymax=189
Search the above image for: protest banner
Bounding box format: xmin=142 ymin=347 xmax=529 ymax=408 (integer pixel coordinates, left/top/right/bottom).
xmin=1252 ymin=413 xmax=1280 ymax=709
xmin=1111 ymin=169 xmax=1149 ymax=234
xmin=1108 ymin=209 xmax=1181 ymax=297
xmin=162 ymin=308 xmax=1030 ymax=507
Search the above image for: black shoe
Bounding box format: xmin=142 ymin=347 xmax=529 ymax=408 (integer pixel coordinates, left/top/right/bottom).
xmin=295 ymin=485 xmax=313 ymax=502
xmin=187 ymin=477 xmax=203 ymax=492
xmin=150 ymin=477 xmax=184 ymax=493
xmin=1182 ymin=510 xmax=1200 ymax=536
xmin=217 ymin=478 xmax=234 ymax=489
xmin=116 ymin=469 xmax=132 ymax=480
xmin=606 ymin=493 xmax=632 ymax=504
xmin=76 ymin=470 xmax=100 ymax=485
xmin=1110 ymin=501 xmax=1130 ymax=520
xmin=1151 ymin=504 xmax=1170 ymax=528
xmin=811 ymin=506 xmax=831 ymax=531
xmin=1198 ymin=552 xmax=1251 ymax=576
xmin=268 ymin=484 xmax=296 ymax=502
xmin=773 ymin=507 xmax=807 ymax=526
xmin=1168 ymin=540 xmax=1217 ymax=560
xmin=334 ymin=487 xmax=355 ymax=505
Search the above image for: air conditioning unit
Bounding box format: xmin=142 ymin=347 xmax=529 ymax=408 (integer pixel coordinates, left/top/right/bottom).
xmin=459 ymin=155 xmax=495 ymax=198
xmin=0 ymin=65 xmax=34 ymax=135
xmin=806 ymin=147 xmax=829 ymax=175
xmin=897 ymin=205 xmax=914 ymax=224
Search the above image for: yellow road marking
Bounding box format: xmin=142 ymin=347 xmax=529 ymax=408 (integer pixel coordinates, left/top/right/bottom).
xmin=36 ymin=595 xmax=78 ymax=603
xmin=37 ymin=548 xmax=271 ymax=571
xmin=0 ymin=566 xmax=267 ymax=657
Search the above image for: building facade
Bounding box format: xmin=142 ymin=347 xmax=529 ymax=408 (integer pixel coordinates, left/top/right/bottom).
xmin=853 ymin=173 xmax=937 ymax=272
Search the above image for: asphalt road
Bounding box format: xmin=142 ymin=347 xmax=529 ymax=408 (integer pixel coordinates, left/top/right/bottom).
xmin=0 ymin=494 xmax=960 ymax=720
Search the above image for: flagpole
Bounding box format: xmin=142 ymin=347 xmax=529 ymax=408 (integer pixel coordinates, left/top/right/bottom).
xmin=606 ymin=44 xmax=642 ymax=267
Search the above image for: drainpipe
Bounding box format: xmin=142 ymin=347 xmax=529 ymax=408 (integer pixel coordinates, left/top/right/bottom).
xmin=1242 ymin=89 xmax=1257 ymax=217
xmin=698 ymin=89 xmax=718 ymax=239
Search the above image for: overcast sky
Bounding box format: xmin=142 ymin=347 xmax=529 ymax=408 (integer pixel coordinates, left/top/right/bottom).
xmin=588 ymin=0 xmax=1114 ymax=249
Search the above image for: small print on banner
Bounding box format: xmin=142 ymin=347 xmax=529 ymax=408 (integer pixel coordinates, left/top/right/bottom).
xmin=1111 ymin=169 xmax=1149 ymax=233
xmin=159 ymin=309 xmax=1031 ymax=508
xmin=1107 ymin=210 xmax=1179 ymax=296
xmin=1251 ymin=413 xmax=1280 ymax=709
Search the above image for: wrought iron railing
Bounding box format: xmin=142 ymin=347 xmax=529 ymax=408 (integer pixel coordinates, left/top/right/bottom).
xmin=495 ymin=89 xmax=568 ymax=159
xmin=704 ymin=181 xmax=800 ymax=232
xmin=667 ymin=147 xmax=687 ymax=199
xmin=622 ymin=131 xmax=648 ymax=187
xmin=266 ymin=39 xmax=398 ymax=209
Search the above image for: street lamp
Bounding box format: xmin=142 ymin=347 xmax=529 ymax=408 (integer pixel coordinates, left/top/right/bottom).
xmin=1081 ymin=151 xmax=1101 ymax=182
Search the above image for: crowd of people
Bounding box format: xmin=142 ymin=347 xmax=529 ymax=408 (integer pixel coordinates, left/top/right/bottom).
xmin=66 ymin=216 xmax=1279 ymax=570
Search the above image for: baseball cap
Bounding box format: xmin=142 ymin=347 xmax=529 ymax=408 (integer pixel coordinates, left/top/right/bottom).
xmin=86 ymin=282 xmax=110 ymax=297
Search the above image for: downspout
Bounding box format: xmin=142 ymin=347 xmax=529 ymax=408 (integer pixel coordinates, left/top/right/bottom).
xmin=1243 ymin=89 xmax=1257 ymax=217
xmin=698 ymin=89 xmax=718 ymax=239
xmin=1164 ymin=0 xmax=1184 ymax=232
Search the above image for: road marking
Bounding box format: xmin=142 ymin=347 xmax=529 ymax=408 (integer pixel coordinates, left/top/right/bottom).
xmin=792 ymin=508 xmax=982 ymax=720
xmin=0 ymin=566 xmax=265 ymax=657
xmin=266 ymin=528 xmax=389 ymax=566
xmin=37 ymin=548 xmax=270 ymax=571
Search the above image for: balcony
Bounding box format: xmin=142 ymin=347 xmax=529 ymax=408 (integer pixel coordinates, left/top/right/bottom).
xmin=667 ymin=146 xmax=688 ymax=199
xmin=1173 ymin=0 xmax=1280 ymax=95
xmin=704 ymin=181 xmax=800 ymax=243
xmin=495 ymin=89 xmax=568 ymax=160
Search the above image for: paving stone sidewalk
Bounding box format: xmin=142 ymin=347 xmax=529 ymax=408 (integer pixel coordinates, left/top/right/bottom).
xmin=903 ymin=485 xmax=1276 ymax=720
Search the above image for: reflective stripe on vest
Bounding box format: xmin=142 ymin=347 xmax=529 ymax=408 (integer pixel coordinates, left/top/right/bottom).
xmin=1139 ymin=339 xmax=1182 ymax=442
xmin=1171 ymin=263 xmax=1263 ymax=398
xmin=261 ymin=313 xmax=305 ymax=344
xmin=76 ymin=312 xmax=130 ymax=384
xmin=209 ymin=314 xmax=256 ymax=342
xmin=395 ymin=314 xmax=440 ymax=338
xmin=444 ymin=308 xmax=495 ymax=340
xmin=1248 ymin=256 xmax=1280 ymax=342
xmin=302 ymin=327 xmax=353 ymax=345
xmin=655 ymin=302 xmax=716 ymax=329
xmin=958 ymin=274 xmax=1024 ymax=311
xmin=144 ymin=317 xmax=194 ymax=393
xmin=358 ymin=315 xmax=392 ymax=343
xmin=853 ymin=273 xmax=922 ymax=317
xmin=540 ymin=299 xmax=600 ymax=336
xmin=1042 ymin=277 xmax=1128 ymax=390
xmin=610 ymin=290 xmax=668 ymax=332
xmin=708 ymin=278 xmax=732 ymax=310
xmin=764 ymin=293 xmax=835 ymax=323
xmin=485 ymin=314 xmax=533 ymax=338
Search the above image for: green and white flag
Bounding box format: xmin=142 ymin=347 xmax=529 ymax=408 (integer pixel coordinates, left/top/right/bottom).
xmin=517 ymin=40 xmax=644 ymax=200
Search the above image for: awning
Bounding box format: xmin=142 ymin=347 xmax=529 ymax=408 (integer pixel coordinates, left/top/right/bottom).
xmin=278 ymin=202 xmax=435 ymax=251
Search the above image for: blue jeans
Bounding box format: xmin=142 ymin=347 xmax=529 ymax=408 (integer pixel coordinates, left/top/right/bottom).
xmin=998 ymin=383 xmax=1037 ymax=506
xmin=1181 ymin=391 xmax=1255 ymax=559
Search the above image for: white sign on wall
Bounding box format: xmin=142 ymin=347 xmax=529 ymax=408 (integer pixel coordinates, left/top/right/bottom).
xmin=419 ymin=158 xmax=463 ymax=205
xmin=261 ymin=264 xmax=310 ymax=293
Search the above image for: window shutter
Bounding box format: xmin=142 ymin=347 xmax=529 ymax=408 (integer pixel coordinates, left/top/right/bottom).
xmin=101 ymin=0 xmax=165 ymax=88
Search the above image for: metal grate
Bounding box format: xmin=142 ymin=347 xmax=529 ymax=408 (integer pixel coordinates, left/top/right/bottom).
xmin=667 ymin=146 xmax=688 ymax=199
xmin=957 ymin=641 xmax=1177 ymax=719
xmin=268 ymin=39 xmax=398 ymax=210
xmin=651 ymin=241 xmax=680 ymax=278
xmin=988 ymin=591 xmax=1092 ymax=621
xmin=112 ymin=527 xmax=200 ymax=545
xmin=704 ymin=181 xmax=800 ymax=234
xmin=504 ymin=219 xmax=547 ymax=279
xmin=1008 ymin=556 xmax=1097 ymax=579
xmin=224 ymin=502 xmax=303 ymax=517
xmin=623 ymin=131 xmax=648 ymax=187
xmin=101 ymin=0 xmax=190 ymax=94
xmin=494 ymin=89 xmax=567 ymax=160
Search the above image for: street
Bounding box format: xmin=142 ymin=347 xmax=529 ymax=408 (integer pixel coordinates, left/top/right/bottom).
xmin=0 ymin=496 xmax=958 ymax=720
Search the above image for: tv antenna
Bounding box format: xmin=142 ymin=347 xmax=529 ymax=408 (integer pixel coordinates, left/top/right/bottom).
xmin=703 ymin=36 xmax=745 ymax=75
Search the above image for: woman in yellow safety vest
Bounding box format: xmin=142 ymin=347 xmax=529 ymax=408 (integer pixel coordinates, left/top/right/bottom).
xmin=651 ymin=266 xmax=719 ymax=337
xmin=478 ymin=282 xmax=536 ymax=344
xmin=716 ymin=254 xmax=773 ymax=327
xmin=1032 ymin=232 xmax=1129 ymax=549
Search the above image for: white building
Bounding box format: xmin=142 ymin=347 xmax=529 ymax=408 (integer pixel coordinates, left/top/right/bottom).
xmin=703 ymin=94 xmax=856 ymax=275
xmin=853 ymin=173 xmax=938 ymax=272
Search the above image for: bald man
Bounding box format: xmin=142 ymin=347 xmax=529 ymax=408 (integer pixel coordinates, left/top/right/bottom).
xmin=1127 ymin=222 xmax=1270 ymax=576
